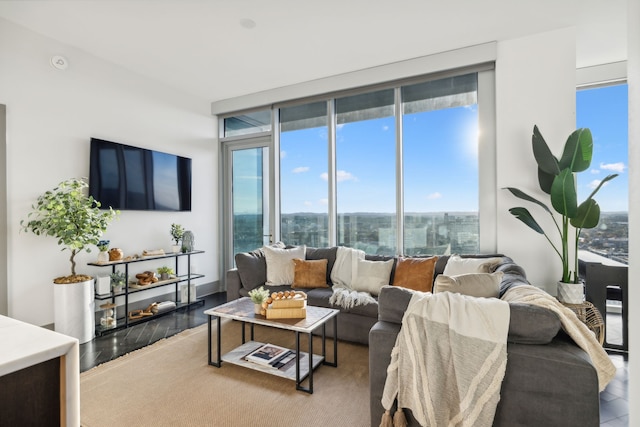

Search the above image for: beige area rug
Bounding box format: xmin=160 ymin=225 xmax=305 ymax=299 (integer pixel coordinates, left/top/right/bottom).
xmin=81 ymin=320 xmax=370 ymax=427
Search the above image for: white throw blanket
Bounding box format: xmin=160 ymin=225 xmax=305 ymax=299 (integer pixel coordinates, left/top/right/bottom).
xmin=329 ymin=246 xmax=376 ymax=309
xmin=381 ymin=291 xmax=510 ymax=427
xmin=501 ymin=284 xmax=616 ymax=391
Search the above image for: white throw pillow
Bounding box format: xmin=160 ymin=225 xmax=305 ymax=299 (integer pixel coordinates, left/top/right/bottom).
xmin=433 ymin=271 xmax=504 ymax=298
xmin=351 ymin=258 xmax=394 ymax=296
xmin=442 ymin=255 xmax=503 ymax=276
xmin=263 ymin=245 xmax=306 ymax=286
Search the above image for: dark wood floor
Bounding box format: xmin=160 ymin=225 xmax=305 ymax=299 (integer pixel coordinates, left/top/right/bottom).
xmin=80 ymin=292 xmax=226 ymax=372
xmin=80 ymin=292 xmax=629 ymax=426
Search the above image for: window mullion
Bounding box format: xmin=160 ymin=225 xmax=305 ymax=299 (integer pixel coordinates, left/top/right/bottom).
xmin=395 ymin=87 xmax=404 ymax=256
xmin=328 ymin=99 xmax=337 ymax=247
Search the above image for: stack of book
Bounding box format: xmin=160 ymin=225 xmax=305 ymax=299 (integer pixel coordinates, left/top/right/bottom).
xmin=245 ymin=343 xmax=296 ymax=369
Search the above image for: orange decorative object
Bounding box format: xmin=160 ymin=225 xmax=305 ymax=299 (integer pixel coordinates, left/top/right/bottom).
xmin=108 ymin=248 xmax=124 ymax=261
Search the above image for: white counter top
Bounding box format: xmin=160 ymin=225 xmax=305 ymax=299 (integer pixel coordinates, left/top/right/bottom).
xmin=0 ymin=314 xmax=80 ymax=426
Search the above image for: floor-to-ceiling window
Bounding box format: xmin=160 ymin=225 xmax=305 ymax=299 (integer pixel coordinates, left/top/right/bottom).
xmin=221 ymin=67 xmax=493 ymax=261
xmin=335 ymin=89 xmax=397 ymax=255
xmin=279 ymin=101 xmax=329 ymax=247
xmin=402 ymin=75 xmax=479 ymax=255
xmin=576 ymin=81 xmax=629 ymax=349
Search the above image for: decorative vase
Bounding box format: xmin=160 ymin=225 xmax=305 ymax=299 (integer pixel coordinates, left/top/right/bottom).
xmin=182 ymin=230 xmax=195 ymax=252
xmin=172 ymin=244 xmax=180 ymax=254
xmin=557 ymin=281 xmax=584 ymax=304
xmin=97 ymin=251 xmax=109 ymax=263
xmin=254 ymin=303 xmax=262 ymax=314
xmin=113 ymin=283 xmax=124 ymax=294
xmin=160 ymin=272 xmax=170 ymax=281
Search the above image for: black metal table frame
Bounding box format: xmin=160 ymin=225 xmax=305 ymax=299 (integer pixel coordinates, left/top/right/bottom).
xmin=207 ymin=313 xmax=338 ymax=394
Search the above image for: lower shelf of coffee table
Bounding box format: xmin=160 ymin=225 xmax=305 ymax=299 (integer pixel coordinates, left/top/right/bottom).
xmin=222 ymin=340 xmax=324 ymax=381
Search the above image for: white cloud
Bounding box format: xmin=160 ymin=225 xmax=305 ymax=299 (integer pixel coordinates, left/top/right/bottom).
xmin=588 ymin=179 xmax=614 ymax=190
xmin=319 ymin=198 xmax=328 ymax=205
xmin=304 ymin=201 xmax=312 ymax=207
xmin=590 ymin=169 xmax=600 ymax=174
xmin=600 ymin=162 xmax=626 ymax=173
xmin=280 ymin=150 xmax=287 ymax=159
xmin=382 ymin=125 xmax=389 ymax=131
xmin=292 ymin=166 xmax=309 ymax=173
xmin=320 ymin=170 xmax=356 ymax=182
xmin=427 ymin=192 xmax=442 ymax=200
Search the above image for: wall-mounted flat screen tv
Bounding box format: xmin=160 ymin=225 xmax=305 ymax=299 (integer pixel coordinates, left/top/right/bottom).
xmin=89 ymin=138 xmax=192 ymax=211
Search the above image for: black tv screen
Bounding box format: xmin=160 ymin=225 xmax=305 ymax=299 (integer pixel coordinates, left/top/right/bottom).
xmin=89 ymin=138 xmax=192 ymax=211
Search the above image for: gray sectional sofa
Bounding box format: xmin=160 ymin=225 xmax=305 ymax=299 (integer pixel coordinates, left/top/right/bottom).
xmin=226 ymin=246 xmax=601 ymax=426
xmin=369 ymin=287 xmax=600 ymax=427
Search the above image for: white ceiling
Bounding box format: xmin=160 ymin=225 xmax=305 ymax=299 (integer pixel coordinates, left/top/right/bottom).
xmin=0 ymin=0 xmax=628 ymax=103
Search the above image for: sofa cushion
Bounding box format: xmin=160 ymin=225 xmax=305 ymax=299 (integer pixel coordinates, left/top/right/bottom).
xmin=433 ymin=271 xmax=503 ymax=298
xmin=393 ymin=256 xmax=438 ymax=292
xmin=263 ymin=245 xmax=306 ymax=286
xmin=377 ymin=285 xmax=561 ymax=345
xmin=352 ymin=258 xmax=394 ymax=296
xmin=234 ymin=249 xmax=267 ymax=292
xmin=508 ymin=303 xmax=561 ymax=344
xmin=306 ymin=246 xmax=338 ymax=286
xmin=292 ymin=258 xmax=329 ymax=289
xmin=443 ymin=254 xmax=504 ymax=276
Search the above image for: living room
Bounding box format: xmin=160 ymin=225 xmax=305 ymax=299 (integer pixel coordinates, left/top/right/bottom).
xmin=0 ymin=1 xmax=638 ymax=426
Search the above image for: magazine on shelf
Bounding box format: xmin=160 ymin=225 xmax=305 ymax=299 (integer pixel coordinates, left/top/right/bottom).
xmin=245 ymin=343 xmax=291 ymax=366
xmin=270 ymin=350 xmax=296 ymax=369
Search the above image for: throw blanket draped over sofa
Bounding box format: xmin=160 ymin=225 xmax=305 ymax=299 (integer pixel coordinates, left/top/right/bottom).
xmin=381 ymin=291 xmax=510 ymax=427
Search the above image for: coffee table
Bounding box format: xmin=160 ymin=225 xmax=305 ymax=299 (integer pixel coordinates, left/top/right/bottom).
xmin=205 ymin=297 xmax=339 ymax=394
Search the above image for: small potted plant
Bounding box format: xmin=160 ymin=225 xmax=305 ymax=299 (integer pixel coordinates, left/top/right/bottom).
xmin=170 ymin=223 xmax=184 ymax=253
xmin=248 ymin=286 xmax=270 ymax=314
xmin=110 ymin=271 xmax=127 ymax=294
xmin=157 ymin=266 xmax=175 ymax=281
xmin=96 ymin=239 xmax=110 ymax=263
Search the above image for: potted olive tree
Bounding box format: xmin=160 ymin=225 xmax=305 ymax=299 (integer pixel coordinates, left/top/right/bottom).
xmin=504 ymin=125 xmax=617 ymax=303
xmin=21 ymin=178 xmax=119 ymax=342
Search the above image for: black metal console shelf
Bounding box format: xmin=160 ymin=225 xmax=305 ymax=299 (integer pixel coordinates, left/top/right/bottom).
xmin=89 ymin=250 xmax=205 ymax=335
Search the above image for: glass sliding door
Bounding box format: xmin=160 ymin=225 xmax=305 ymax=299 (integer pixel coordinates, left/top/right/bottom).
xmin=222 ymin=138 xmax=272 ymax=271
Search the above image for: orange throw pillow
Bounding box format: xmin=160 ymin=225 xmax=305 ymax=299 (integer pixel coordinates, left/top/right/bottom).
xmin=292 ymin=258 xmax=329 ymax=289
xmin=393 ymin=256 xmax=438 ymax=292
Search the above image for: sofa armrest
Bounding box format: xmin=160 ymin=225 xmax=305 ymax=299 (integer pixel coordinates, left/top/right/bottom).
xmin=226 ymin=268 xmax=242 ymax=301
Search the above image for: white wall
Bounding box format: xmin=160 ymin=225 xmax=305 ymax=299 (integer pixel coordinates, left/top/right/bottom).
xmin=627 ymin=0 xmax=639 ymax=424
xmin=0 ymin=18 xmax=218 ymax=327
xmin=495 ymin=28 xmax=577 ymax=292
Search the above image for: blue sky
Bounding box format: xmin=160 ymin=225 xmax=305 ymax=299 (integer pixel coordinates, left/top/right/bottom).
xmin=576 ymin=84 xmax=628 ymax=212
xmin=280 ymin=104 xmax=479 ymax=214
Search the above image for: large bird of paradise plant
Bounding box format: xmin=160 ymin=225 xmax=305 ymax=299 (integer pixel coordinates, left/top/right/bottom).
xmin=504 ymin=125 xmax=617 ymax=284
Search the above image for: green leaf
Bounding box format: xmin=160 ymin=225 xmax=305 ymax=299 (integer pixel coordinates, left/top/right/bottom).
xmin=550 ymin=168 xmax=577 ymax=217
xmin=559 ymin=128 xmax=592 ymax=172
xmin=571 ymin=199 xmax=600 ymax=229
xmin=503 ymin=187 xmax=553 ymax=214
xmin=537 ymin=167 xmax=555 ymax=194
xmin=532 ymin=125 xmax=560 ymax=176
xmin=508 ymin=207 xmax=545 ymax=234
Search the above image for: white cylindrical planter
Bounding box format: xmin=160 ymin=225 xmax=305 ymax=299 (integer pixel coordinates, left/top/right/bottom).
xmin=557 ymin=281 xmax=585 ymax=304
xmin=54 ymin=279 xmax=95 ymax=344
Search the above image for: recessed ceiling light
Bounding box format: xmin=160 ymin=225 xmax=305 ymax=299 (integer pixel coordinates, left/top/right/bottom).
xmin=50 ymin=55 xmax=69 ymax=70
xmin=239 ymin=18 xmax=256 ymax=29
